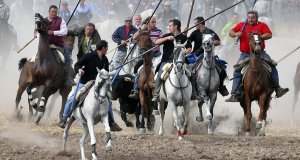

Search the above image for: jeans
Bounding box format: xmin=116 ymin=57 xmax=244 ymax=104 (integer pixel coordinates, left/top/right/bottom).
xmin=231 ymin=52 xmax=279 ymax=95
xmin=63 ymin=83 xmax=85 ymax=117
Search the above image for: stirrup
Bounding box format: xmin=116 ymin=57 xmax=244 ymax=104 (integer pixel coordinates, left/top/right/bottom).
xmin=275 ymin=87 xmax=289 ymax=98
xmin=151 ymin=94 xmax=159 ymax=102
xmin=225 ymin=95 xmax=240 ymax=102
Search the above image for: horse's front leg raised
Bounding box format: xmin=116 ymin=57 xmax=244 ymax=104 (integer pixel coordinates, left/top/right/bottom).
xmin=101 ymin=114 xmax=112 ymax=151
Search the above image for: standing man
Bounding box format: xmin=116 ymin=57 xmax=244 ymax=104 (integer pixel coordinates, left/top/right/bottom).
xmin=58 ymin=40 xmax=122 ymax=131
xmin=111 ymin=16 xmax=138 ymax=71
xmin=157 ymin=1 xmax=180 ymax=33
xmin=186 ymin=16 xmax=229 ymax=98
xmin=75 ymin=0 xmax=93 ymax=27
xmin=226 ymin=10 xmax=289 ymax=102
xmin=133 ymin=14 xmax=142 ymax=29
xmin=67 ymin=23 xmax=101 ymax=61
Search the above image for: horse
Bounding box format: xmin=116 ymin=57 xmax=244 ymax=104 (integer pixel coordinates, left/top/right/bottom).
xmin=15 ymin=13 xmax=71 ymax=124
xmin=137 ymin=33 xmax=156 ymax=133
xmin=240 ymin=33 xmax=274 ymax=137
xmin=293 ymin=62 xmax=300 ymax=113
xmin=158 ymin=43 xmax=192 ymax=140
xmin=63 ymin=68 xmax=114 ymax=160
xmin=195 ymin=34 xmax=220 ymax=134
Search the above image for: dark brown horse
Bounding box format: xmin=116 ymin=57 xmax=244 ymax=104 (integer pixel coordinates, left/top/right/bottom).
xmin=15 ymin=13 xmax=71 ymax=124
xmin=240 ymin=33 xmax=274 ymax=137
xmin=137 ymin=33 xmax=155 ymax=133
xmin=293 ymin=62 xmax=300 ymax=113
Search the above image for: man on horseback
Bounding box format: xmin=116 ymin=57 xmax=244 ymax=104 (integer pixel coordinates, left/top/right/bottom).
xmin=36 ymin=5 xmax=74 ymax=86
xmin=58 ymin=40 xmax=122 ymax=131
xmin=111 ymin=16 xmax=138 ymax=71
xmin=185 ymin=16 xmax=229 ymax=98
xmin=67 ymin=22 xmax=101 ymax=60
xmin=128 ymin=16 xmax=163 ymax=99
xmin=151 ymin=19 xmax=192 ymax=105
xmin=226 ymin=10 xmax=289 ymax=102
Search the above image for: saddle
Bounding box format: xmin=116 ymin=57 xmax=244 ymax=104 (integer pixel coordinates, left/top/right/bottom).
xmin=154 ymin=63 xmax=191 ymax=81
xmin=76 ymin=81 xmax=95 ymax=106
xmin=29 ymin=45 xmax=65 ymax=63
xmin=240 ymin=60 xmax=272 ymax=82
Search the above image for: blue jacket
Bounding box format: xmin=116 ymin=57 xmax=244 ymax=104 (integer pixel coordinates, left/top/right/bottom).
xmin=112 ymin=25 xmax=137 ymax=52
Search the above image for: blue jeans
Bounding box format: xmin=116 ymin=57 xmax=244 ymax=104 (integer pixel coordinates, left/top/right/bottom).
xmin=63 ymin=83 xmax=85 ymax=117
xmin=64 ymin=48 xmax=72 ymax=64
xmin=231 ymin=52 xmax=279 ymax=95
xmin=133 ymin=74 xmax=139 ymax=92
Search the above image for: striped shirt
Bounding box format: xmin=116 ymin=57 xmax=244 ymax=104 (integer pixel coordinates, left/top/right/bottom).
xmin=149 ymin=27 xmax=163 ymax=52
xmin=0 ymin=3 xmax=9 ymax=23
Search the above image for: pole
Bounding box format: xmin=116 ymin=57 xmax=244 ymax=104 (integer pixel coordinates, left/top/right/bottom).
xmin=277 ymin=46 xmax=300 ymax=64
xmin=185 ymin=0 xmax=195 ymax=34
xmin=235 ymin=0 xmax=258 ymax=44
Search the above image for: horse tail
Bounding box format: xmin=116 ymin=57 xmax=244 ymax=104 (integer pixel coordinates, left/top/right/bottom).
xmin=18 ymin=58 xmax=28 ymax=71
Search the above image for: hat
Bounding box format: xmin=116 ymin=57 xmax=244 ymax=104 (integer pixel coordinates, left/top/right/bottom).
xmin=194 ymin=16 xmax=205 ymax=25
xmin=125 ymin=16 xmax=133 ymax=21
xmin=164 ymin=1 xmax=171 ymax=6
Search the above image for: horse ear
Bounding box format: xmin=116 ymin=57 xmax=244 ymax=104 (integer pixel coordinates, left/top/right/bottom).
xmin=96 ymin=67 xmax=101 ymax=73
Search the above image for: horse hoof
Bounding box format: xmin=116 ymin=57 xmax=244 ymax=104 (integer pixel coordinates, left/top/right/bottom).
xmin=245 ymin=132 xmax=251 ymax=138
xmin=206 ymin=115 xmax=212 ymax=120
xmin=182 ymin=129 xmax=188 ymax=135
xmin=126 ymin=122 xmax=134 ymax=127
xmin=196 ymin=116 xmax=204 ymax=122
xmin=256 ymin=122 xmax=262 ymax=129
xmin=159 ymin=131 xmax=164 ymax=136
xmin=208 ymin=128 xmax=213 ymax=135
xmin=105 ymin=140 xmax=112 ymax=151
xmin=139 ymin=128 xmax=146 ymax=134
xmin=178 ymin=136 xmax=183 ymax=141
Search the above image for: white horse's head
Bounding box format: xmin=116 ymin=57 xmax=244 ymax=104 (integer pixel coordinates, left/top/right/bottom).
xmin=173 ymin=42 xmax=186 ymax=73
xmin=95 ymin=68 xmax=115 ymax=103
xmin=202 ymin=34 xmax=215 ymax=53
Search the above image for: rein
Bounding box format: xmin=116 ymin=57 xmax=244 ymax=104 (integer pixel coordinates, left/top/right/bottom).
xmin=94 ymin=79 xmax=106 ymax=99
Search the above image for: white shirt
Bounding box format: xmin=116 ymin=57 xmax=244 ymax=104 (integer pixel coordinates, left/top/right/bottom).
xmin=47 ymin=17 xmax=68 ymax=36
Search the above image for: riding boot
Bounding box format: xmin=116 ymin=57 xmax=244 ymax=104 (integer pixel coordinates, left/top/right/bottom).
xmin=190 ymin=74 xmax=200 ymax=100
xmin=217 ymin=65 xmax=229 ymax=96
xmin=275 ymin=86 xmax=289 ymax=98
xmin=65 ymin=64 xmax=76 ymax=86
xmin=58 ymin=116 xmax=68 ymax=129
xmin=151 ymin=78 xmax=162 ymax=102
xmin=108 ymin=112 xmax=122 ymax=132
xmin=128 ymin=74 xmax=139 ymax=99
xmin=225 ymin=94 xmax=240 ymax=102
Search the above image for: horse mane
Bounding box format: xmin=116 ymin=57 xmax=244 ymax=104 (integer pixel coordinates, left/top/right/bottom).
xmin=138 ymin=33 xmax=153 ymax=50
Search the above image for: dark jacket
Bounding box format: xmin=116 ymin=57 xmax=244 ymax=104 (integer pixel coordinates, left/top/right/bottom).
xmin=112 ymin=25 xmax=137 ymax=52
xmin=74 ymin=51 xmax=109 ymax=84
xmin=67 ymin=27 xmax=101 ymax=60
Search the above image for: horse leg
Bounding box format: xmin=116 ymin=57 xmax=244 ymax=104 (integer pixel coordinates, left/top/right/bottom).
xmin=207 ymin=93 xmax=217 ymax=135
xmin=257 ymin=94 xmax=267 ymax=129
xmin=80 ymin=123 xmax=89 ymax=160
xmin=182 ymin=102 xmax=191 ymax=136
xmin=138 ymin=93 xmax=146 ymax=134
xmin=26 ymin=84 xmax=38 ymax=118
xmin=86 ymin=119 xmax=98 ymax=160
xmin=101 ymin=113 xmax=112 ymax=151
xmin=244 ymin=94 xmax=252 ymax=137
xmin=292 ymin=87 xmax=299 ymax=114
xmin=170 ymin=102 xmax=182 ymax=140
xmin=46 ymin=93 xmax=59 ymax=118
xmin=196 ymin=100 xmax=204 ymax=122
xmin=59 ymin=85 xmax=72 ymax=120
xmin=158 ymin=100 xmax=168 ymax=136
xmin=147 ymin=101 xmax=155 ymax=131
xmin=63 ymin=116 xmax=76 ymax=151
xmin=135 ymin=104 xmax=141 ymax=129
xmin=120 ymin=103 xmax=133 ymax=127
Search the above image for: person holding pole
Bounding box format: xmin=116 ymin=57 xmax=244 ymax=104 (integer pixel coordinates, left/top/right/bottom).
xmin=58 ymin=40 xmax=122 ymax=131
xmin=226 ymin=10 xmax=289 ymax=102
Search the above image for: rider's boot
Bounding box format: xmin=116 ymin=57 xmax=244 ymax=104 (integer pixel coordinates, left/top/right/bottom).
xmin=128 ymin=74 xmax=139 ymax=99
xmin=190 ymin=74 xmax=200 ymax=100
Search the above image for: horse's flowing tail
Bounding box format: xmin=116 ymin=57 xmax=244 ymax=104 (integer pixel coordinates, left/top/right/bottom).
xmin=18 ymin=58 xmax=28 ymax=71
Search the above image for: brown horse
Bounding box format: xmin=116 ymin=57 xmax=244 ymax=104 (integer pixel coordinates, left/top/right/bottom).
xmin=293 ymin=62 xmax=300 ymax=113
xmin=137 ymin=33 xmax=155 ymax=133
xmin=240 ymin=33 xmax=274 ymax=137
xmin=15 ymin=13 xmax=71 ymax=124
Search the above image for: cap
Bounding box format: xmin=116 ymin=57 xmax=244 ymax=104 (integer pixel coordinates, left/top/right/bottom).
xmin=125 ymin=16 xmax=133 ymax=21
xmin=164 ymin=1 xmax=171 ymax=6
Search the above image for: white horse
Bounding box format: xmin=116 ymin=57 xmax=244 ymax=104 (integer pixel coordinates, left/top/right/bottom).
xmin=196 ymin=34 xmax=220 ymax=134
xmin=63 ymin=68 xmax=115 ymax=160
xmin=158 ymin=43 xmax=192 ymax=140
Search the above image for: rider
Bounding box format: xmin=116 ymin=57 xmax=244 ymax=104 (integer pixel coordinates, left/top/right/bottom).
xmin=185 ymin=16 xmax=229 ymax=98
xmin=67 ymin=22 xmax=101 ymax=60
xmin=35 ymin=5 xmax=74 ymax=86
xmin=111 ymin=16 xmax=138 ymax=71
xmin=151 ymin=19 xmax=192 ymax=113
xmin=225 ymin=10 xmax=289 ymax=102
xmin=58 ymin=40 xmax=122 ymax=131
xmin=128 ymin=16 xmax=163 ymax=99
xmin=0 ymin=0 xmax=19 ymax=50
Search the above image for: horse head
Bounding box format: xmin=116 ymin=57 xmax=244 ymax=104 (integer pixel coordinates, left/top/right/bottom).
xmin=249 ymin=33 xmax=262 ymax=56
xmin=35 ymin=13 xmax=49 ymax=34
xmin=202 ymin=34 xmax=215 ymax=53
xmin=173 ymin=42 xmax=186 ymax=73
xmin=95 ymin=68 xmax=115 ymax=103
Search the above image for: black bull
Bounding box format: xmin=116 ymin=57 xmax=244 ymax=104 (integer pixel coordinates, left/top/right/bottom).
xmin=111 ymin=74 xmax=141 ymax=128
